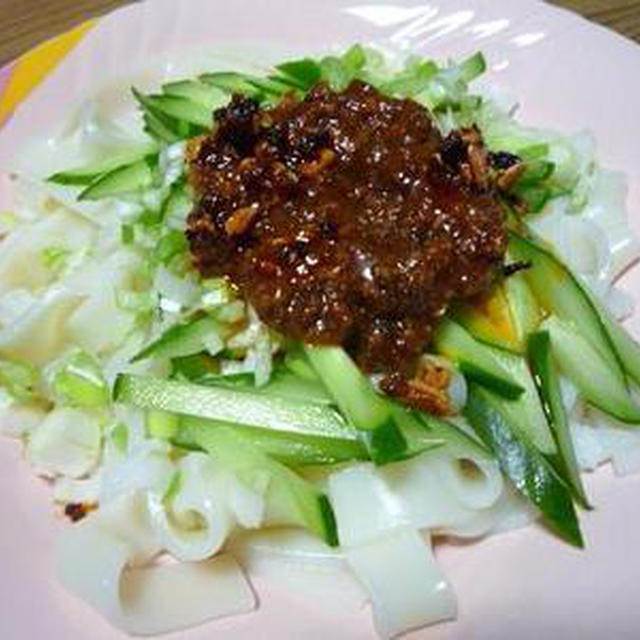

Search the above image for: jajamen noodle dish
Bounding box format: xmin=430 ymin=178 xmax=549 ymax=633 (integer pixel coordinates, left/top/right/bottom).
xmin=2 ymin=35 xmax=640 ymax=638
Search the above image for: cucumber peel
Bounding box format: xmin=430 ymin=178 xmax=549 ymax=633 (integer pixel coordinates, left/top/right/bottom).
xmin=508 ymin=231 xmax=621 ymax=373
xmin=541 ymin=316 xmax=640 ymax=424
xmin=304 ymin=345 xmax=408 ymax=464
xmin=193 ymin=425 xmax=338 ymax=546
xmin=113 ymin=373 xmax=353 ymax=441
xmin=528 ymin=331 xmax=591 ymax=508
xmin=275 ymin=58 xmax=323 ymax=90
xmin=174 ymin=414 xmax=368 ymax=467
xmin=131 ymin=317 xmax=226 ymax=363
xmin=141 ymin=94 xmax=213 ymax=129
xmin=78 ymin=155 xmax=157 ymax=201
xmin=464 ymin=383 xmax=583 ymax=547
xmin=433 ymin=320 xmax=525 ymax=399
xmin=161 ymin=80 xmax=227 ymax=109
xmin=48 ymin=148 xmax=156 ymax=187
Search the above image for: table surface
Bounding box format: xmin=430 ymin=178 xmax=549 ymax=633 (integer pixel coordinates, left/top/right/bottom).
xmin=1 ymin=0 xmax=639 ymax=67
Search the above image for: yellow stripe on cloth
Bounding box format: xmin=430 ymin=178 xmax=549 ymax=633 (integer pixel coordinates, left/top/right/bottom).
xmin=0 ymin=20 xmax=95 ymax=125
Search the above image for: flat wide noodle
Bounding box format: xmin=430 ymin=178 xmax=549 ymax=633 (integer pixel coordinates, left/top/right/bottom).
xmin=149 ymin=453 xmax=236 ymax=562
xmin=119 ymin=555 xmax=256 ymax=636
xmin=56 ymin=492 xmax=255 ymax=635
xmin=381 ymin=449 xmax=506 ymax=538
xmin=329 ymin=465 xmax=456 ymax=638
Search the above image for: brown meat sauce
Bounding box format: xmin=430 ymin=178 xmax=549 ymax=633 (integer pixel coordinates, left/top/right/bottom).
xmin=187 ymin=81 xmax=508 ymax=391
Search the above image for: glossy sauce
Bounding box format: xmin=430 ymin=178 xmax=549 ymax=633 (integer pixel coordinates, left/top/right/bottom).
xmin=187 ymin=82 xmax=507 ymax=376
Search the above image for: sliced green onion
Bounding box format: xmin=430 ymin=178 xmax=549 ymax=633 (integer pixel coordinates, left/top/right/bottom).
xmin=48 ymin=349 xmax=109 ymax=408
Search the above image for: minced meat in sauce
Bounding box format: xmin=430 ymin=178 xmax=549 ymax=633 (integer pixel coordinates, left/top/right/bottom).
xmin=187 ymin=81 xmax=508 ymax=393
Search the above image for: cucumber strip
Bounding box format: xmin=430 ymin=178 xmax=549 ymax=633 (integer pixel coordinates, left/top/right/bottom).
xmin=199 ymin=72 xmax=262 ymax=98
xmin=147 ymin=408 xmax=180 ymax=439
xmin=226 ymin=370 xmax=333 ymax=405
xmin=48 ymin=149 xmax=156 ymax=186
xmin=586 ymin=294 xmax=640 ymax=389
xmin=508 ymin=231 xmax=622 ymax=373
xmin=143 ymin=110 xmax=182 ymax=144
xmin=528 ymin=331 xmax=591 ymax=508
xmin=518 ymin=143 xmax=550 ymax=161
xmin=162 ymin=80 xmax=227 ymax=108
xmin=433 ymin=320 xmax=525 ymax=399
xmin=284 ymin=350 xmax=319 ymax=381
xmin=513 ymin=184 xmax=551 ymax=213
xmin=601 ymin=312 xmax=640 ymax=387
xmin=516 ymin=160 xmax=555 ymax=187
xmin=113 ymin=374 xmax=352 ymax=441
xmin=304 ymin=346 xmax=390 ymax=429
xmin=378 ymin=61 xmax=438 ymax=97
xmin=391 ymin=404 xmax=488 ymax=459
xmin=170 ymin=352 xmax=223 ymax=380
xmin=246 ymin=75 xmax=297 ymax=98
xmin=188 ymin=367 xmax=332 ymax=406
xmin=170 ymin=352 xmax=333 ymax=405
xmin=541 ymin=316 xmax=640 ymax=423
xmin=133 ymin=88 xmax=184 ymax=141
xmin=275 ymin=58 xmax=322 ymax=90
xmin=489 ymin=347 xmax=557 ymax=455
xmin=131 ymin=317 xmax=225 ymax=363
xmin=304 ymin=345 xmax=408 ymax=463
xmin=503 ymin=266 xmax=541 ymax=345
xmin=77 ymin=156 xmax=157 ymax=201
xmin=141 ymin=94 xmax=213 ymax=129
xmin=193 ymin=425 xmax=338 ymax=546
xmin=174 ymin=414 xmax=368 ymax=467
xmin=458 ymin=51 xmax=487 ymax=83
xmin=464 ymin=383 xmax=583 ymax=547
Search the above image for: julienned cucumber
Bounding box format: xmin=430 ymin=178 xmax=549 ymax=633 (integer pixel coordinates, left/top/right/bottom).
xmin=457 ymin=51 xmax=487 ymax=83
xmin=139 ymin=94 xmax=214 ymax=129
xmin=509 ymin=232 xmax=640 ymax=422
xmin=48 ymin=148 xmax=157 ymax=187
xmin=131 ymin=317 xmax=228 ymax=363
xmin=504 ymin=270 xmax=541 ymax=347
xmin=508 ymin=231 xmax=621 ymax=373
xmin=463 ymin=383 xmax=583 ymax=547
xmin=77 ymin=156 xmax=158 ymax=201
xmin=541 ymin=316 xmax=640 ymax=423
xmin=170 ymin=353 xmax=334 ymax=405
xmin=174 ymin=414 xmax=368 ymax=467
xmin=208 ymin=370 xmax=334 ymax=406
xmin=193 ymin=425 xmax=338 ymax=546
xmin=132 ymin=88 xmax=192 ymax=142
xmin=488 ymin=347 xmax=557 ymax=455
xmin=161 ymin=80 xmax=228 ymax=109
xmin=113 ymin=373 xmax=352 ymax=440
xmin=275 ymin=58 xmax=323 ymax=90
xmin=304 ymin=345 xmax=408 ymax=464
xmin=391 ymin=403 xmax=490 ymax=459
xmin=433 ymin=320 xmax=525 ymax=399
xmin=284 ymin=351 xmax=318 ymax=381
xmin=199 ymin=72 xmax=263 ymax=98
xmin=591 ymin=298 xmax=640 ymax=388
xmin=528 ymin=331 xmax=590 ymax=508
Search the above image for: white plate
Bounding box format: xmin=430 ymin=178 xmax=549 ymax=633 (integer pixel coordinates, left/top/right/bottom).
xmin=1 ymin=1 xmax=640 ymax=638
